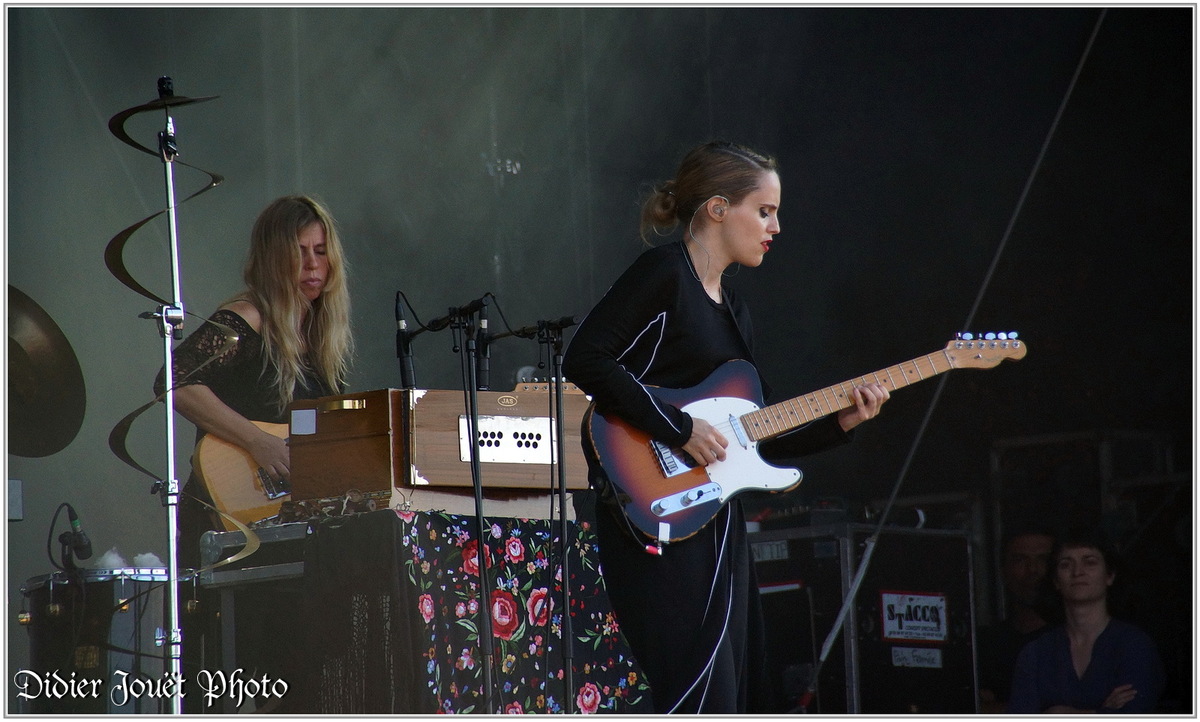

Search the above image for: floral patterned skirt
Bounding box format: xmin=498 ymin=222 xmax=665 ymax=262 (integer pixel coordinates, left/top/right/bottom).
xmin=298 ymin=508 xmax=652 ymax=714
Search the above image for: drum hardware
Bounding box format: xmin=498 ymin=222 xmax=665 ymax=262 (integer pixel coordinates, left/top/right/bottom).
xmin=117 ymin=574 xmax=130 ymax=613
xmin=18 ymin=584 xmax=31 ymax=625
xmin=185 ymin=575 xmax=200 ymax=614
xmin=23 ymin=567 xmax=171 ymax=713
xmin=40 ymin=575 xmax=63 ymax=618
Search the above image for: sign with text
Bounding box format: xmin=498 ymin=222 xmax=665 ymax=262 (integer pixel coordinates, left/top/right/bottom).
xmin=880 ymin=591 xmax=948 ymax=642
xmin=891 ymin=646 xmax=944 ymax=669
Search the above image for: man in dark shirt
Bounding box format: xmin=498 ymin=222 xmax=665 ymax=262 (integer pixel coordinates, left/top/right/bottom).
xmin=977 ymin=527 xmax=1056 ymax=711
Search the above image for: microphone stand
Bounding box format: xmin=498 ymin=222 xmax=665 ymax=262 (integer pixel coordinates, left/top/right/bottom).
xmin=449 ymin=304 xmax=498 ymax=713
xmin=541 ymin=322 xmax=576 ymax=713
xmin=147 ymin=77 xmax=187 ymax=715
xmin=57 ymin=534 xmax=83 ymax=572
xmin=395 ymin=291 xmax=416 ymax=389
xmin=475 ymin=315 xmax=577 ymax=710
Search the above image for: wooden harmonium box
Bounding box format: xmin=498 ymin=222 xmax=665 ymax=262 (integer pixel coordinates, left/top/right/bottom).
xmin=288 ymin=384 xmax=591 ymax=502
xmin=288 ymin=388 xmax=409 ymax=501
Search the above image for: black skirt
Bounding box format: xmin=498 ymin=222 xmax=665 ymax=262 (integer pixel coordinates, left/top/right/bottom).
xmin=593 ymin=498 xmax=774 ymax=713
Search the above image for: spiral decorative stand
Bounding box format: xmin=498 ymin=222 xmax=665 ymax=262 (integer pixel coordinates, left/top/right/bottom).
xmin=105 ymin=77 xmax=223 ymax=715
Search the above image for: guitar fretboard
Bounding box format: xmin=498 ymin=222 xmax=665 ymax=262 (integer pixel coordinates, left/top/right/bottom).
xmin=741 ymin=349 xmax=956 ymax=441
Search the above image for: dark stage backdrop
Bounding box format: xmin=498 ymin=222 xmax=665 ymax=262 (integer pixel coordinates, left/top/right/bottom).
xmin=6 ymin=6 xmax=1192 ymax=712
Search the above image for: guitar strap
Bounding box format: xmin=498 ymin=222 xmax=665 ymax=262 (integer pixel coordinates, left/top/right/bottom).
xmin=720 ymin=283 xmax=771 ymax=401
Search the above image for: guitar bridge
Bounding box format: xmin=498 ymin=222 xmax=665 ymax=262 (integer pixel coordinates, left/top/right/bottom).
xmin=258 ymin=468 xmax=291 ymax=499
xmin=650 ymin=440 xmax=697 ymax=478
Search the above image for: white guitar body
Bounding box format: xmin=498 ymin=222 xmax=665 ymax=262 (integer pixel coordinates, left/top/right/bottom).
xmin=646 ymin=396 xmax=802 ymax=524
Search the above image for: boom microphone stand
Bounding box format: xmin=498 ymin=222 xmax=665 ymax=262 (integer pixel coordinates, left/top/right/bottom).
xmin=445 ymin=297 xmax=499 ymax=712
xmin=541 ymin=319 xmax=576 ymax=713
xmin=482 ymin=314 xmax=579 ymax=712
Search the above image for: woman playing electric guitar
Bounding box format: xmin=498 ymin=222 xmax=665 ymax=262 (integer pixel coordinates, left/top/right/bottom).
xmin=562 ymin=141 xmax=889 ymax=714
xmin=153 ymin=195 xmax=354 ymax=569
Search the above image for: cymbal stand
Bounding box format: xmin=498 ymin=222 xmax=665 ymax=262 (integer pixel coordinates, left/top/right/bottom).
xmin=146 ymin=80 xmax=187 ymax=715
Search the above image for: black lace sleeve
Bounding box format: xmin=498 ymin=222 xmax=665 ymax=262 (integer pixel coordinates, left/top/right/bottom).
xmin=152 ymin=310 xmax=257 ymax=397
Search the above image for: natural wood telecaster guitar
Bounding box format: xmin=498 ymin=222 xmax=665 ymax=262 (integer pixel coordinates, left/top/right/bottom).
xmin=193 ymin=421 xmax=291 ymax=531
xmin=583 ymin=335 xmax=1027 ymax=548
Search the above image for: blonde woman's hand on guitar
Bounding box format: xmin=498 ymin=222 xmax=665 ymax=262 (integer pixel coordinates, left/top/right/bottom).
xmin=837 ymin=382 xmax=890 ymax=432
xmin=247 ymin=430 xmax=291 ymax=482
xmin=682 ymin=416 xmax=728 ymax=466
xmin=176 ymin=383 xmax=291 ymax=481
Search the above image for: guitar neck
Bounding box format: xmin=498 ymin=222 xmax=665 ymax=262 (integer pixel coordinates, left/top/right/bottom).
xmin=742 ymin=349 xmax=955 ymax=442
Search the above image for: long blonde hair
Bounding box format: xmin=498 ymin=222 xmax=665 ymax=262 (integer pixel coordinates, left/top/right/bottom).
xmin=238 ymin=195 xmax=353 ymax=410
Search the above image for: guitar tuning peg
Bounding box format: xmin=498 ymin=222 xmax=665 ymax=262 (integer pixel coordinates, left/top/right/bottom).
xmin=1008 ymin=331 xmax=1018 ymax=339
xmin=984 ymin=332 xmax=997 ymax=340
xmin=958 ymin=332 xmax=974 ymax=340
xmin=997 ymin=332 xmax=1008 ymax=340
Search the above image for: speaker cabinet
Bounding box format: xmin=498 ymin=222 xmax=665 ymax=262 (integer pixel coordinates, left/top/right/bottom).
xmin=751 ymin=523 xmax=978 ymax=714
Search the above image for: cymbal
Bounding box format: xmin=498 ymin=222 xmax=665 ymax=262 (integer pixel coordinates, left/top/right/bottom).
xmin=8 ymin=285 xmax=86 ymax=458
xmin=108 ymin=94 xmax=220 ymax=158
xmin=120 ymin=93 xmax=218 ymax=113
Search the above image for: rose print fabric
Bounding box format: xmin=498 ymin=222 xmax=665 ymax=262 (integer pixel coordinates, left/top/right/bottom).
xmin=298 ymin=509 xmax=651 ymax=714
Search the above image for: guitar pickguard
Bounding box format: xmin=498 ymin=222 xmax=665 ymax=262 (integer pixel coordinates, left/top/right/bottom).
xmin=647 ymin=396 xmax=801 ymax=520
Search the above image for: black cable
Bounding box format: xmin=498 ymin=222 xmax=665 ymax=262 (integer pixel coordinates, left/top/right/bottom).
xmin=798 ymin=9 xmax=1109 ymax=712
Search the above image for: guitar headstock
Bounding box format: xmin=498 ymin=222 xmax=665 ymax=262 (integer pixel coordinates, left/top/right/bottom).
xmin=945 ymin=332 xmax=1027 ymax=368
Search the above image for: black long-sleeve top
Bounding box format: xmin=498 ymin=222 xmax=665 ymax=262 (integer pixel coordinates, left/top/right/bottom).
xmin=562 ymin=241 xmax=849 ymax=471
xmin=153 ymin=309 xmax=336 ymax=432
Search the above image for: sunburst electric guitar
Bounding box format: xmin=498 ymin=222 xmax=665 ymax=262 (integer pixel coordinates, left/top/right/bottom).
xmin=583 ymin=334 xmax=1027 ymax=548
xmin=193 ymin=421 xmax=291 ymax=531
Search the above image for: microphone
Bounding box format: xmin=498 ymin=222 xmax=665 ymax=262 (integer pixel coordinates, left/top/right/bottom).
xmin=65 ymin=504 xmax=93 ymax=561
xmin=488 ymin=315 xmax=580 ymax=342
xmin=539 ymin=314 xmax=579 ymax=333
xmin=396 ymin=292 xmax=416 ymax=389
xmin=424 ymin=295 xmax=491 ymax=332
xmin=477 ymin=300 xmax=491 ymax=390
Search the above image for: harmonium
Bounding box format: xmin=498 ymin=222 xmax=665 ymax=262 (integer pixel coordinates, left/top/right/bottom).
xmin=287 ymin=382 xmax=593 ymax=502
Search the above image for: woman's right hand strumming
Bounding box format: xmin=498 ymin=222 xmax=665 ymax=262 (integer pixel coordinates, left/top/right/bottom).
xmin=681 ymin=416 xmax=728 ymax=466
xmin=246 ymin=429 xmax=291 ymax=483
xmin=175 ymin=383 xmax=291 ymax=482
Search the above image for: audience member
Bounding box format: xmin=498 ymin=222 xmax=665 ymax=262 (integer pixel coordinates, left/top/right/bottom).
xmin=977 ymin=526 xmax=1057 ymax=711
xmin=1007 ymin=528 xmax=1165 ymax=714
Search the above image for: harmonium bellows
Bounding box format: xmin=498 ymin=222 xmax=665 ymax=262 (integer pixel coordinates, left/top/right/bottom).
xmin=287 ymin=384 xmax=591 ymax=502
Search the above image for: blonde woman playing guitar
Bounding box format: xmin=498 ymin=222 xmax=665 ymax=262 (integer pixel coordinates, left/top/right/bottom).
xmin=153 ymin=195 xmax=353 ymax=567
